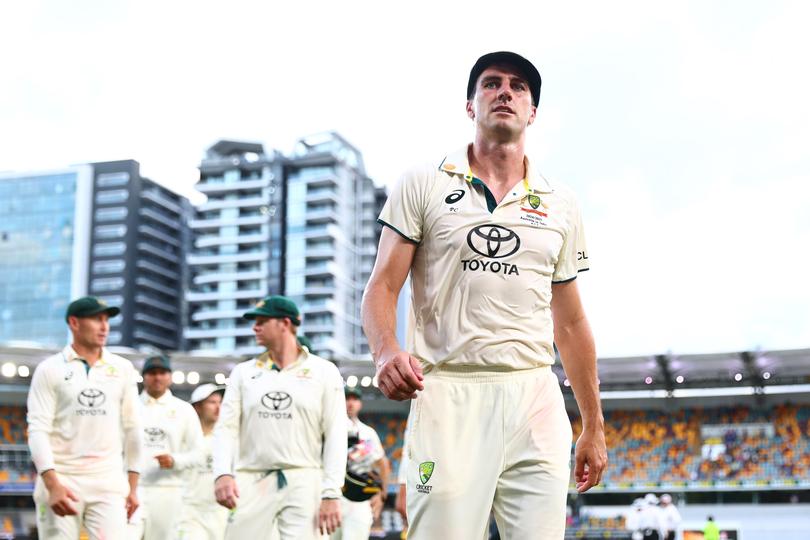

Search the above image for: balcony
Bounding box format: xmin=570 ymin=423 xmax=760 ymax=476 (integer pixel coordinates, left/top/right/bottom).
xmin=305 ymin=260 xmax=338 ymax=279
xmin=197 ymin=196 xmax=267 ymax=212
xmin=195 ymin=232 xmax=269 ymax=249
xmin=193 ymin=270 xmax=265 ymax=286
xmin=184 ymin=326 xmax=255 ymax=339
xmin=135 ymin=277 xmax=177 ymax=297
xmin=134 ymin=294 xmax=178 ymax=314
xmin=138 ymin=224 xmax=181 ymax=247
xmin=307 ymin=188 xmax=340 ymax=206
xmin=302 ymin=299 xmax=337 ymax=315
xmin=134 ymin=313 xmax=179 ymax=332
xmin=305 ymin=207 xmax=338 ymax=225
xmin=301 ymin=321 xmax=334 ymax=334
xmin=133 ymin=330 xmax=176 ymax=349
xmin=197 ymin=177 xmax=270 ymax=194
xmin=191 ymin=309 xmax=247 ymax=322
xmin=137 ymin=242 xmax=180 ymax=264
xmin=303 ymin=224 xmax=340 ymax=242
xmin=187 ymin=250 xmax=268 ymax=266
xmin=136 ymin=260 xmax=179 ymax=281
xmin=301 ymin=170 xmax=338 ymax=189
xmin=141 ymin=189 xmax=182 ymax=214
xmin=186 ymin=289 xmax=264 ymax=302
xmin=139 ymin=207 xmax=180 ymax=230
xmin=303 ymin=285 xmax=334 ymax=296
xmin=189 ymin=215 xmax=267 ymax=231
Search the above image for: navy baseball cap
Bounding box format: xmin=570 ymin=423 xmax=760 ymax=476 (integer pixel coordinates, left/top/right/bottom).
xmin=467 ymin=51 xmax=542 ymax=106
xmin=65 ymin=296 xmax=120 ymax=322
xmin=142 ymin=353 xmax=172 ymax=374
xmin=243 ymin=295 xmax=301 ymax=325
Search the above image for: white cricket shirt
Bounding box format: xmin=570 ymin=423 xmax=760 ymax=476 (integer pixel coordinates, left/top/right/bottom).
xmin=26 ymin=345 xmax=142 ymax=476
xmin=213 ymin=348 xmax=347 ymax=499
xmin=378 ymin=145 xmax=590 ymax=370
xmin=138 ymin=389 xmax=204 ymax=487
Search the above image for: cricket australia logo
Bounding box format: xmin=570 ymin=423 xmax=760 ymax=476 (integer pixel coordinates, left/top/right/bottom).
xmin=76 ymin=388 xmax=107 ymax=416
xmin=144 ymin=427 xmax=168 ymax=446
xmin=461 ymin=225 xmax=521 ymax=276
xmin=259 ymin=391 xmax=293 ymax=420
xmin=416 ymin=461 xmax=435 ymax=494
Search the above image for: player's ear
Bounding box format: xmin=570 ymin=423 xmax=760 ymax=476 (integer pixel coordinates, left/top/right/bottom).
xmin=466 ymin=100 xmax=475 ymax=120
xmin=527 ymin=105 xmax=537 ymax=126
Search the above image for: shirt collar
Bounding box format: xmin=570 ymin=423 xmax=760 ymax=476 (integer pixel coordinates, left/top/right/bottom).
xmin=256 ymin=346 xmax=308 ymax=372
xmin=140 ymin=389 xmax=173 ymax=405
xmin=439 ymin=144 xmax=554 ymax=194
xmin=62 ymin=345 xmax=109 ymax=366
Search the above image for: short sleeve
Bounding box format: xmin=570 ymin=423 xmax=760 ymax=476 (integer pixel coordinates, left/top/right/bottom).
xmin=552 ymin=192 xmax=589 ymax=283
xmin=377 ymin=166 xmax=430 ymax=244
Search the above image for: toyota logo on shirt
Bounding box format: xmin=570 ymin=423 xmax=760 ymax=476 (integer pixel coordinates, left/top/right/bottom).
xmin=261 ymin=392 xmax=292 ymax=411
xmin=144 ymin=427 xmax=168 ymax=445
xmin=466 ymin=225 xmax=521 ymax=259
xmin=77 ymin=388 xmax=106 ymax=408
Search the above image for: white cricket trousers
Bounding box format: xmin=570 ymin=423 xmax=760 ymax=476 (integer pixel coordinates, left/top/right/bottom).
xmin=175 ymin=502 xmax=229 ymax=540
xmin=127 ymin=485 xmax=184 ymax=540
xmin=328 ymin=497 xmax=373 ymax=540
xmin=33 ymin=471 xmax=129 ymax=540
xmin=225 ymin=468 xmax=321 ymax=540
xmin=405 ymin=366 xmax=572 ymax=540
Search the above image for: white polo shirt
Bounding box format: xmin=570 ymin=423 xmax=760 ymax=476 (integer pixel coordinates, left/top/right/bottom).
xmin=378 ymin=145 xmax=589 ymax=370
xmin=182 ymin=431 xmax=218 ymax=507
xmin=26 ymin=345 xmax=143 ymax=477
xmin=347 ymin=417 xmax=385 ymax=476
xmin=212 ymin=348 xmax=347 ymax=499
xmin=138 ymin=389 xmax=204 ymax=487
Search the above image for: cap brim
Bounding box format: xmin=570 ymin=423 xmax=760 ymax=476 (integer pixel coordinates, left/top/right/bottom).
xmin=467 ymin=51 xmax=542 ymax=106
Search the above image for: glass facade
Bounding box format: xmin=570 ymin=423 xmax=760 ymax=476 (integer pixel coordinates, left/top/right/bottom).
xmin=0 ymin=171 xmax=83 ymax=346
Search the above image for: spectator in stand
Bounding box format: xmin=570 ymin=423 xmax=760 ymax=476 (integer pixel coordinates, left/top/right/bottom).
xmin=659 ymin=494 xmax=680 ymax=540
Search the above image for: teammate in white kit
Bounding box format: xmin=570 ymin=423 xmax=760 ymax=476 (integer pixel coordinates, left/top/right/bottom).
xmin=362 ymin=51 xmax=607 ymax=539
xmin=130 ymin=354 xmax=204 ymax=540
xmin=27 ymin=296 xmax=142 ymax=540
xmin=175 ymin=383 xmax=229 ymax=540
xmin=659 ymin=494 xmax=681 ymax=540
xmin=330 ymin=387 xmax=390 ymax=540
xmin=213 ymin=295 xmax=347 ymax=540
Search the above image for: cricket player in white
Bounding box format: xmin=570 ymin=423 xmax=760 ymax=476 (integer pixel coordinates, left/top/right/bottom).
xmin=129 ymin=354 xmax=204 ymax=540
xmin=213 ymin=295 xmax=347 ymax=540
xmin=330 ymin=387 xmax=389 ymax=540
xmin=362 ymin=51 xmax=607 ymax=539
xmin=659 ymin=494 xmax=681 ymax=540
xmin=27 ymin=296 xmax=142 ymax=540
xmin=175 ymin=383 xmax=229 ymax=540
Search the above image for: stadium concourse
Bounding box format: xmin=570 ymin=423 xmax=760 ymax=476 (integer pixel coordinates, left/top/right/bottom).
xmin=0 ymin=346 xmax=809 ymax=539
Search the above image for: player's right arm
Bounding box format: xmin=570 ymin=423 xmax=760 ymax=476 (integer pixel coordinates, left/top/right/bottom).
xmin=213 ymin=364 xmax=243 ymax=509
xmin=361 ymin=227 xmax=423 ymax=400
xmin=27 ymin=360 xmax=79 ymax=516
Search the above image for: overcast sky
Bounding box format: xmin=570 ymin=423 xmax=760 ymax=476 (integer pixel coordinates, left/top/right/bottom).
xmin=1 ymin=0 xmax=808 ymax=358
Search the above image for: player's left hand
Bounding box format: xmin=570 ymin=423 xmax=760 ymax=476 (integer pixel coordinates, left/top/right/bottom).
xmin=574 ymin=426 xmax=607 ymax=493
xmin=318 ymin=498 xmax=341 ymax=535
xmin=155 ymin=454 xmax=174 ymax=469
xmin=125 ymin=488 xmax=139 ymax=519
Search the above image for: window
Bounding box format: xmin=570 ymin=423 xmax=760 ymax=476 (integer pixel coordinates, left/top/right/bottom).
xmin=92 ymin=277 xmax=125 ymax=292
xmin=96 ymin=189 xmax=129 ymax=204
xmin=94 ymin=224 xmax=127 ymax=239
xmin=93 ymin=242 xmax=126 ymax=256
xmin=92 ymin=260 xmax=125 ymax=274
xmin=95 ymin=207 xmax=128 ymax=222
xmin=96 ymin=172 xmax=130 ymax=188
